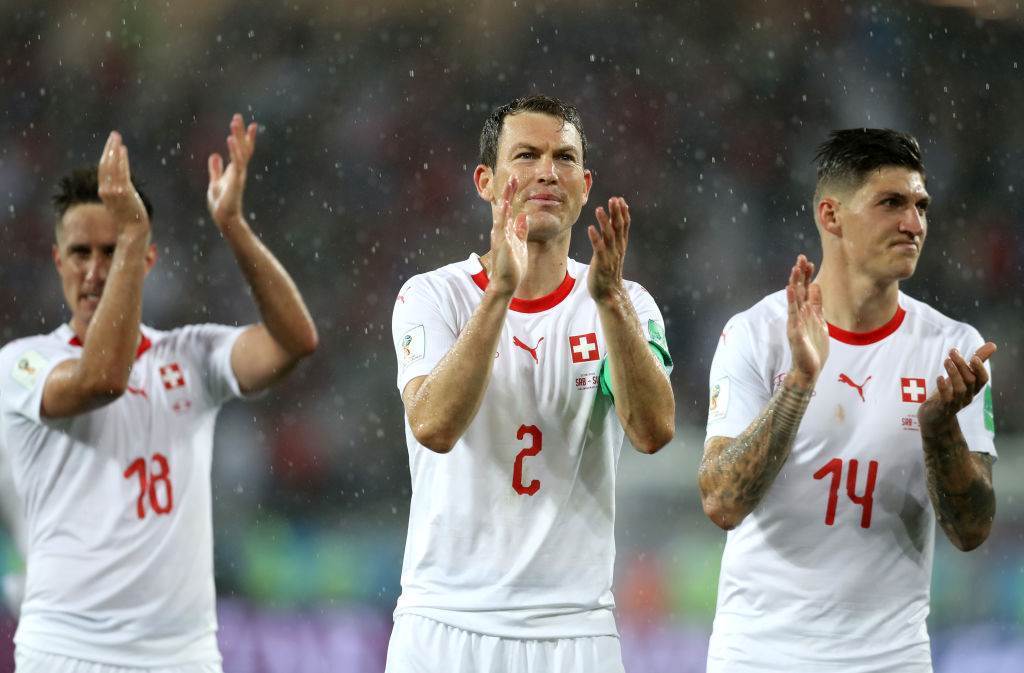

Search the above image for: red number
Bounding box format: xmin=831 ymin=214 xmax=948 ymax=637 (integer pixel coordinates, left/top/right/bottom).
xmin=513 ymin=425 xmax=542 ymax=496
xmin=846 ymin=459 xmax=878 ymax=528
xmin=123 ymin=453 xmax=174 ymax=519
xmin=813 ymin=458 xmax=843 ymax=525
xmin=813 ymin=457 xmax=879 ymax=528
xmin=124 ymin=458 xmax=148 ymax=519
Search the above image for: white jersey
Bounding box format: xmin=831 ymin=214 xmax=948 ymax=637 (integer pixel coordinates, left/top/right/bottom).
xmin=391 ymin=254 xmax=670 ymax=639
xmin=0 ymin=323 xmax=247 ymax=667
xmin=705 ymin=290 xmax=996 ymax=672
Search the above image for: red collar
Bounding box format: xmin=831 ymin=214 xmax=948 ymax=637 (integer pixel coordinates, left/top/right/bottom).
xmin=827 ymin=306 xmax=906 ymax=345
xmin=471 ymin=268 xmax=575 ymax=313
xmin=68 ymin=333 xmax=153 ymax=360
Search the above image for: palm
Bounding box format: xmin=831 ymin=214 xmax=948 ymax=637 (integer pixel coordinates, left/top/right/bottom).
xmin=786 ymin=255 xmax=828 ymax=382
xmin=207 ymin=114 xmax=257 ymax=228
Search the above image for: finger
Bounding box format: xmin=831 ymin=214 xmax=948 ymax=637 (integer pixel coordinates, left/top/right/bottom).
xmin=227 ymin=135 xmax=242 ymax=168
xmin=245 ymin=122 xmax=258 ymax=157
xmin=970 ymin=354 xmax=990 ymax=389
xmin=792 ymin=261 xmax=806 ymax=306
xmin=808 ymin=283 xmax=824 ymax=319
xmin=944 ymin=357 xmax=968 ymax=397
xmin=494 ymin=176 xmax=517 ymax=233
xmin=935 ymin=375 xmax=952 ymax=404
xmin=208 ymin=153 xmax=223 ymax=185
xmin=974 ymin=341 xmax=997 ymax=363
xmin=587 ymin=224 xmax=604 ymax=253
xmin=619 ymin=198 xmax=630 ymax=247
xmin=511 ymin=212 xmax=528 ymax=241
xmin=948 ymin=348 xmax=977 ymax=390
xmin=117 ymin=145 xmax=132 ymax=184
xmin=99 ymin=131 xmax=117 ymax=167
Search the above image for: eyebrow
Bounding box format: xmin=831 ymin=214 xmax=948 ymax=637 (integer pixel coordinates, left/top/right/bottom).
xmin=877 ymin=190 xmax=931 ymax=207
xmin=508 ymin=143 xmax=579 ymax=156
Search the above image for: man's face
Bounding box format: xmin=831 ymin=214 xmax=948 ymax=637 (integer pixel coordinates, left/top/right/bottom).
xmin=832 ymin=166 xmax=929 ymax=282
xmin=477 ymin=111 xmax=592 ymax=242
xmin=53 ymin=203 xmax=154 ymax=333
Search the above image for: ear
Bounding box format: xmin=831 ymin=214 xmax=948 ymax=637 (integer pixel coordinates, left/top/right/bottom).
xmin=473 ymin=164 xmax=495 ymax=203
xmin=817 ymin=197 xmax=842 ymax=237
xmin=143 ymin=243 xmax=158 ymax=275
xmin=581 ymin=169 xmax=593 ymax=206
xmin=52 ymin=243 xmax=62 ymax=272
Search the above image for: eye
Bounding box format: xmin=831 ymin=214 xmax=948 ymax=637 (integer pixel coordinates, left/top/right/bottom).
xmin=558 ymin=153 xmax=577 ymax=162
xmin=515 ymin=151 xmax=535 ymax=160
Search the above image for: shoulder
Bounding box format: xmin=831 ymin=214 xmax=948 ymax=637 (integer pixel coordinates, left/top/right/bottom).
xmin=397 ymin=255 xmax=482 ymax=301
xmin=724 ymin=290 xmax=788 ymax=333
xmin=0 ymin=328 xmax=72 ymax=366
xmin=900 ymin=292 xmax=984 ymax=344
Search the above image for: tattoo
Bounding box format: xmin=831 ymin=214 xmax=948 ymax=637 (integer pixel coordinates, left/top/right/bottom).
xmin=922 ymin=420 xmax=995 ymax=550
xmin=701 ymin=380 xmax=812 ymax=523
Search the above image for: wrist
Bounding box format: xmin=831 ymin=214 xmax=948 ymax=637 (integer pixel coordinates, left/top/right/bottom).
xmin=593 ymin=283 xmax=628 ymax=309
xmin=784 ymin=370 xmax=816 ymax=393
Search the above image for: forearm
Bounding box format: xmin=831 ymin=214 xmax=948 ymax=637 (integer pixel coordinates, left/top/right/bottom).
xmin=405 ymin=289 xmax=511 ymax=451
xmin=220 ymin=216 xmax=317 ymax=356
xmin=597 ymin=287 xmax=674 ymax=453
xmin=698 ymin=375 xmax=813 ymax=529
xmin=921 ymin=418 xmax=995 ymax=551
xmin=79 ymin=230 xmax=150 ymax=389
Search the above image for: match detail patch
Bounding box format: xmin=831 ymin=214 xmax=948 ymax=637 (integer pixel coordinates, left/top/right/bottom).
xmin=984 ymin=385 xmax=994 ymax=432
xmin=709 ymin=376 xmax=730 ymax=421
xmin=12 ymin=350 xmax=48 ymax=391
xmin=400 ymin=325 xmax=426 ymax=367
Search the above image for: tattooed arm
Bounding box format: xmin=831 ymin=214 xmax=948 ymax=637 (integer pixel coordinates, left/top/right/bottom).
xmin=700 ymin=380 xmax=813 ymax=529
xmin=919 ymin=343 xmax=997 ymax=551
xmin=699 ymin=255 xmax=828 ymax=530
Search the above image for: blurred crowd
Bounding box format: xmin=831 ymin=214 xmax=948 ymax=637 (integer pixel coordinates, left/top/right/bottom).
xmin=1 ymin=0 xmax=1021 ymax=613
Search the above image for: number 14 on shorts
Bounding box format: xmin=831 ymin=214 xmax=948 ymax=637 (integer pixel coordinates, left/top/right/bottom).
xmin=813 ymin=457 xmax=879 ymax=528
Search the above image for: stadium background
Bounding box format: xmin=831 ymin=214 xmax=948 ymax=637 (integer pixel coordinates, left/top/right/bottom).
xmin=0 ymin=1 xmax=1022 ymax=670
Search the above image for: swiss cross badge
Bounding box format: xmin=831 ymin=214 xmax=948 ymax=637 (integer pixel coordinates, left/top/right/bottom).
xmin=159 ymin=363 xmax=187 ymax=390
xmin=900 ymin=377 xmax=927 ymax=403
xmin=569 ymin=332 xmax=600 ymax=363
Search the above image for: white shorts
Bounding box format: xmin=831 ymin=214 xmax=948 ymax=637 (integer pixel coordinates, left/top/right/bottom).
xmin=15 ymin=646 xmax=223 ymax=673
xmin=385 ymin=614 xmax=625 ymax=673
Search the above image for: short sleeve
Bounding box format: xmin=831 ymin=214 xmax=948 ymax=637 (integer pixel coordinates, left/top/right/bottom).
xmin=171 ymin=324 xmax=249 ymax=406
xmin=628 ymin=284 xmax=673 ymax=372
xmin=0 ymin=341 xmax=77 ymax=426
xmin=705 ymin=315 xmax=773 ymax=443
xmin=954 ymin=326 xmax=996 ymax=458
xmin=392 ymin=276 xmax=459 ymax=393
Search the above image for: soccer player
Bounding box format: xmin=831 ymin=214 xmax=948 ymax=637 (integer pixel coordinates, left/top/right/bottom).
xmin=387 ymin=95 xmax=675 ymax=672
xmin=699 ymin=129 xmax=996 ymax=672
xmin=0 ymin=115 xmax=317 ymax=672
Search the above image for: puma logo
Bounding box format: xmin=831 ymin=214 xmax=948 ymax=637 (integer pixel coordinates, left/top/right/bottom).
xmin=126 ymin=386 xmax=149 ymax=400
xmin=838 ymin=373 xmax=872 ymax=402
xmin=513 ymin=336 xmax=544 ymax=363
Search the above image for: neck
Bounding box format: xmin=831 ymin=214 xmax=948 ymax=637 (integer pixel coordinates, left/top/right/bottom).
xmin=815 ymin=261 xmax=901 ymax=332
xmin=481 ymin=233 xmax=571 ymax=299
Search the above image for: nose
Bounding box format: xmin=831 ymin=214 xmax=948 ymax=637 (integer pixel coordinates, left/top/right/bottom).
xmin=85 ymin=253 xmax=109 ymax=283
xmin=536 ymin=154 xmax=558 ymax=184
xmin=901 ymin=206 xmax=925 ymax=236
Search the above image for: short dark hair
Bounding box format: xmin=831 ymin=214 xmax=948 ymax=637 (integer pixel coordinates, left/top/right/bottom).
xmin=52 ymin=166 xmax=154 ymax=223
xmin=814 ymin=128 xmax=925 ymax=201
xmin=479 ymin=95 xmax=588 ymax=170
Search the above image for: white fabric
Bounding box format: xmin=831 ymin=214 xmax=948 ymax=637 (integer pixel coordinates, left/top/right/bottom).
xmin=704 ymin=290 xmax=995 ymax=672
xmin=0 ymin=323 xmax=246 ymax=667
xmin=0 ymin=432 xmax=27 ymax=616
xmin=385 ymin=614 xmax=625 ymax=673
xmin=15 ymin=645 xmax=223 ymax=673
xmin=391 ymin=254 xmax=669 ymax=640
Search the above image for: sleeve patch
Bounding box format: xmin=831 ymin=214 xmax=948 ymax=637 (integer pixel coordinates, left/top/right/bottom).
xmin=984 ymin=385 xmax=995 ymax=432
xmin=400 ymin=325 xmax=426 ymax=368
xmin=11 ymin=350 xmax=49 ymax=391
xmin=709 ymin=376 xmax=730 ymax=421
